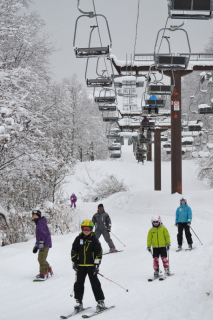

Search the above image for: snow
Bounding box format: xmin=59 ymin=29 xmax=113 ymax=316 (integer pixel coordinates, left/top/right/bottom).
xmin=182 ymin=136 xmax=194 ymax=142
xmin=1 ymin=142 xmax=213 ymax=320
xmin=198 ymin=104 xmax=210 ymax=109
xmin=207 ymin=143 xmax=213 ymax=149
xmin=0 ymin=125 xmax=5 ymax=134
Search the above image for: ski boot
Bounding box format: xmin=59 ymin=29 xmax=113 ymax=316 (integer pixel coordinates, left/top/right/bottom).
xmin=165 ymin=268 xmax=171 ymax=276
xmin=36 ymin=274 xmax=47 ymax=279
xmin=109 ymin=248 xmax=116 ymax=253
xmin=154 ymin=269 xmax=159 ymax=279
xmin=74 ymin=300 xmax=83 ymax=313
xmin=96 ymin=300 xmax=105 ymax=312
xmin=188 ymin=244 xmax=192 ymax=249
xmin=178 ymin=245 xmax=182 ymax=250
xmin=49 ymin=266 xmax=53 ymax=276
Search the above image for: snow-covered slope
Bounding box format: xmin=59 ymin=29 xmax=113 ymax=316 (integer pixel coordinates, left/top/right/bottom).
xmin=1 ymin=142 xmax=213 ymax=320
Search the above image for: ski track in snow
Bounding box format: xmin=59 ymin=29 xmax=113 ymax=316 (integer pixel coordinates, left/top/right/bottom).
xmin=1 ymin=142 xmax=213 ymax=320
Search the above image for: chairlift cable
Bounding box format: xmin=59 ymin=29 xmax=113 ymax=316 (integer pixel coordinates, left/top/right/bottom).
xmin=133 ymin=0 xmax=141 ymax=67
xmin=92 ymin=0 xmax=109 ymax=77
xmin=157 ymin=16 xmax=169 ymax=54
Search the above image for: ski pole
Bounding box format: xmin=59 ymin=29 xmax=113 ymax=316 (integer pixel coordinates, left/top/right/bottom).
xmin=189 ymin=226 xmax=203 ymax=245
xmin=110 ymin=231 xmax=126 ymax=247
xmin=70 ymin=271 xmax=77 ymax=297
xmin=98 ymin=273 xmax=128 ymax=292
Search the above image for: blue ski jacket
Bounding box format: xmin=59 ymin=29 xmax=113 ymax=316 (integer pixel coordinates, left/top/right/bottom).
xmin=175 ymin=204 xmax=192 ymax=224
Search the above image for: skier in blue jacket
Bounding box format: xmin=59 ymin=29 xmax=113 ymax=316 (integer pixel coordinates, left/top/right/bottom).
xmin=148 ymin=94 xmax=158 ymax=114
xmin=175 ymin=197 xmax=193 ymax=250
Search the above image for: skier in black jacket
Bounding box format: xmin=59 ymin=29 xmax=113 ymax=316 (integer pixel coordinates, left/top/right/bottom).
xmin=71 ymin=220 xmax=105 ymax=313
xmin=92 ymin=204 xmax=116 ymax=252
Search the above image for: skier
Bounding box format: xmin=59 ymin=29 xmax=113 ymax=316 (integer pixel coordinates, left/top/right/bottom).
xmin=70 ymin=193 xmax=77 ymax=208
xmin=148 ymin=93 xmax=158 ymax=114
xmin=92 ymin=204 xmax=116 ymax=252
xmin=175 ymin=197 xmax=193 ymax=250
xmin=71 ymin=220 xmax=105 ymax=313
xmin=147 ymin=215 xmax=171 ymax=278
xmin=32 ymin=210 xmax=53 ymax=279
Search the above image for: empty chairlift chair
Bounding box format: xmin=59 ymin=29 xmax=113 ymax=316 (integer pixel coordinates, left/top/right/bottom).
xmin=102 ymin=111 xmax=119 ymax=123
xmin=154 ymin=26 xmax=191 ymax=70
xmin=168 ymin=0 xmax=213 ymax=20
xmin=73 ymin=3 xmax=112 ymax=58
xmin=198 ymin=103 xmax=213 ymax=114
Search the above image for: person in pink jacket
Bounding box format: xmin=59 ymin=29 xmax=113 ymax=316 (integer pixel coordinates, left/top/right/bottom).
xmin=70 ymin=193 xmax=77 ymax=208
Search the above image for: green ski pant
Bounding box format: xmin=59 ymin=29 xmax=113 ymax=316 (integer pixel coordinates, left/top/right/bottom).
xmin=38 ymin=247 xmax=50 ymax=274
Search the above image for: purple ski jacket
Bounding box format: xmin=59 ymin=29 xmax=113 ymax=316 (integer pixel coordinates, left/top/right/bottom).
xmin=34 ymin=217 xmax=52 ymax=248
xmin=70 ymin=195 xmax=77 ymax=202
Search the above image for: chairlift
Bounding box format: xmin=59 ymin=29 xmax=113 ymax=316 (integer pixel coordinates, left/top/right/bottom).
xmin=168 ymin=0 xmax=213 ymax=20
xmin=145 ymin=99 xmax=166 ymax=107
xmin=139 ymin=138 xmax=151 ymax=144
xmin=107 ymin=134 xmax=120 ymax=139
xmin=108 ymin=145 xmax=121 ymax=151
xmin=198 ymin=104 xmax=213 ymax=114
xmin=73 ymin=3 xmax=112 ymax=58
xmin=147 ymin=84 xmax=174 ymax=95
xmin=161 ymin=137 xmax=168 ymax=142
xmin=110 ymin=153 xmax=121 ymax=158
xmin=99 ymin=104 xmax=117 ymax=111
xmin=94 ymin=88 xmax=116 ymax=104
xmin=188 ymin=124 xmax=202 ymax=131
xmin=182 ymin=140 xmax=193 ymax=145
xmin=103 ymin=115 xmax=119 ymax=123
xmin=163 ymin=143 xmax=171 ymax=148
xmin=141 ymin=121 xmax=155 ymax=128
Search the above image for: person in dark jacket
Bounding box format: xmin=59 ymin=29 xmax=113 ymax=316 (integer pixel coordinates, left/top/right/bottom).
xmin=71 ymin=220 xmax=105 ymax=313
xmin=92 ymin=204 xmax=116 ymax=252
xmin=175 ymin=197 xmax=193 ymax=250
xmin=32 ymin=210 xmax=53 ymax=279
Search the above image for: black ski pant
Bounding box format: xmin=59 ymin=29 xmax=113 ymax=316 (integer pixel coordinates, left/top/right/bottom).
xmin=74 ymin=266 xmax=104 ymax=303
xmin=95 ymin=229 xmax=115 ymax=249
xmin=177 ymin=223 xmax=193 ymax=246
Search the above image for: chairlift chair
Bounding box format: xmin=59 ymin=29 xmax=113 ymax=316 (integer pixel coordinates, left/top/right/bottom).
xmin=168 ymin=0 xmax=213 ymax=20
xmin=99 ymin=104 xmax=117 ymax=111
xmin=141 ymin=121 xmax=155 ymax=128
xmin=161 ymin=137 xmax=168 ymax=141
xmin=145 ymin=99 xmax=166 ymax=107
xmin=163 ymin=143 xmax=171 ymax=148
xmin=87 ymin=78 xmax=113 ymax=87
xmin=95 ymin=96 xmax=116 ymax=103
xmin=108 ymin=145 xmax=121 ymax=151
xmin=147 ymin=84 xmax=174 ymax=95
xmin=110 ymin=153 xmax=121 ymax=158
xmin=73 ymin=4 xmax=112 ymax=58
xmin=139 ymin=138 xmax=151 ymax=144
xmin=198 ymin=104 xmax=213 ymax=114
xmin=188 ymin=124 xmax=202 ymax=131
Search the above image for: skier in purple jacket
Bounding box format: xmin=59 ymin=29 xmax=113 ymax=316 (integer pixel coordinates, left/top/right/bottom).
xmin=32 ymin=210 xmax=53 ymax=280
xmin=70 ymin=193 xmax=77 ymax=208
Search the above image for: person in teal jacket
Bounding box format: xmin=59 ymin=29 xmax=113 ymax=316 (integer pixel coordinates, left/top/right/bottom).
xmin=175 ymin=197 xmax=193 ymax=250
xmin=147 ymin=215 xmax=171 ymax=278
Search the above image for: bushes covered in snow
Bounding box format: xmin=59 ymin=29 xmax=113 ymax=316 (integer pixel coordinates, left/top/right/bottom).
xmin=82 ymin=174 xmax=128 ymax=202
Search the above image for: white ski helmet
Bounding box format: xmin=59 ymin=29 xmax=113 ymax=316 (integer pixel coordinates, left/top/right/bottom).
xmin=180 ymin=196 xmax=187 ymax=204
xmin=151 ymin=215 xmax=161 ymax=224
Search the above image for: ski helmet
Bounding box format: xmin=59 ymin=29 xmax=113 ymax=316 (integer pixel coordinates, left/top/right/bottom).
xmin=180 ymin=197 xmax=187 ymax=205
xmin=151 ymin=215 xmax=161 ymax=224
xmin=81 ymin=220 xmax=94 ymax=231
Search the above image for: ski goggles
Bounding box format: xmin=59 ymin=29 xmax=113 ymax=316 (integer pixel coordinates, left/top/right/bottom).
xmin=82 ymin=226 xmax=93 ymax=231
xmin=153 ymin=221 xmax=159 ymax=224
xmin=180 ymin=200 xmax=186 ymax=204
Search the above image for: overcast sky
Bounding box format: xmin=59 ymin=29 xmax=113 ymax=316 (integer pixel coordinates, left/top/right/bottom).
xmin=28 ymin=0 xmax=213 ymax=85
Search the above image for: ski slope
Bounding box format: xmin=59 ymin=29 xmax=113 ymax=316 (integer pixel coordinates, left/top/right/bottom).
xmin=1 ymin=142 xmax=213 ymax=320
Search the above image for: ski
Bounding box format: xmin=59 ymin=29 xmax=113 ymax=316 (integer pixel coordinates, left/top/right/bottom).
xmin=176 ymin=249 xmax=182 ymax=252
xmin=159 ymin=273 xmax=174 ymax=281
xmin=148 ymin=276 xmax=160 ymax=282
xmin=60 ymin=307 xmax=92 ymax=319
xmin=103 ymin=250 xmax=123 ymax=255
xmin=82 ymin=306 xmax=115 ymax=318
xmin=185 ymin=247 xmax=195 ymax=251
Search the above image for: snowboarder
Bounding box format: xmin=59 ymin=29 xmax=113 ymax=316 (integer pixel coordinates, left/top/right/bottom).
xmin=70 ymin=193 xmax=77 ymax=208
xmin=92 ymin=204 xmax=116 ymax=252
xmin=175 ymin=197 xmax=193 ymax=250
xmin=147 ymin=215 xmax=171 ymax=278
xmin=32 ymin=210 xmax=53 ymax=279
xmin=71 ymin=220 xmax=105 ymax=313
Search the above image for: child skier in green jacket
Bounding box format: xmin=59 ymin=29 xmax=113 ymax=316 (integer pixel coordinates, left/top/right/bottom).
xmin=147 ymin=215 xmax=171 ymax=278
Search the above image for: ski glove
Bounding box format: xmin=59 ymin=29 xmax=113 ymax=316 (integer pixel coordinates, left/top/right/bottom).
xmin=166 ymin=245 xmax=170 ymax=251
xmin=72 ymin=262 xmax=78 ymax=271
xmin=33 ymin=244 xmax=38 ymax=254
xmin=147 ymin=247 xmax=151 ymax=252
xmin=175 ymin=224 xmax=178 ymax=227
xmin=187 ymin=223 xmax=191 ymax=226
xmin=93 ymin=264 xmax=99 ymax=276
xmin=107 ymin=229 xmax=111 ymax=232
xmin=39 ymin=240 xmax=44 ymax=251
